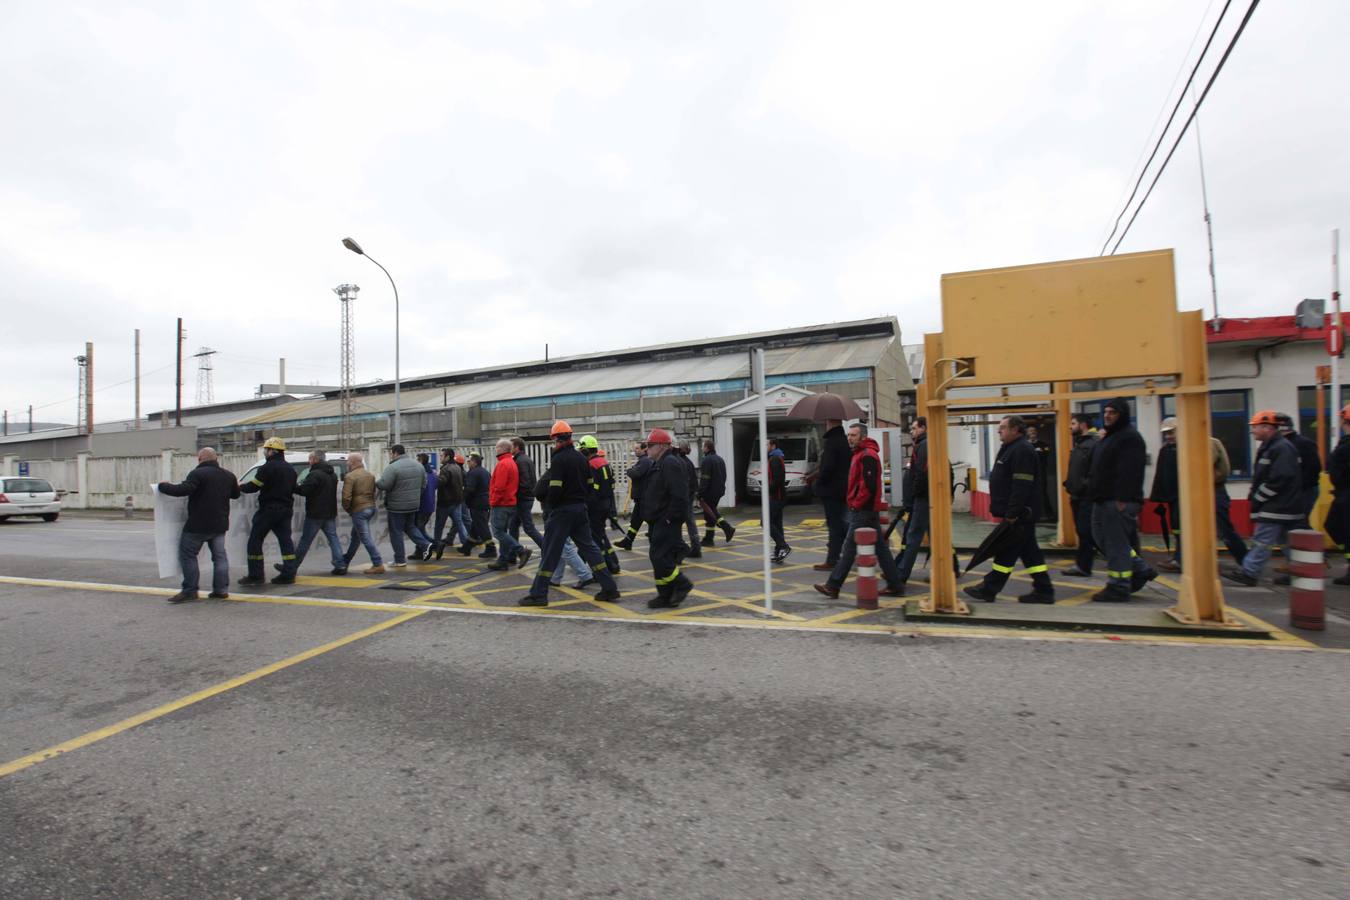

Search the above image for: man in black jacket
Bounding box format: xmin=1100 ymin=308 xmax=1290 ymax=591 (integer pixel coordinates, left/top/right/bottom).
xmin=518 ymin=421 xmax=621 ymax=607
xmin=766 ymin=439 xmax=789 ymax=562
xmin=1061 ymin=413 xmax=1100 ymax=577
xmin=433 ymin=448 xmax=466 ymax=558
xmin=615 ymin=443 xmax=652 ymax=550
xmin=238 ymin=437 xmax=299 ymax=587
xmin=894 ymin=417 xmax=929 ymax=587
xmin=812 ymin=419 xmax=849 ymax=570
xmin=639 ymin=428 xmax=695 ymax=608
xmin=1225 ymin=410 xmax=1303 ymax=586
xmin=509 ymin=436 xmax=545 ymax=554
xmin=1275 ymin=413 xmax=1321 ymax=529
xmin=291 ymin=450 xmax=345 ymax=575
xmin=1149 ymin=418 xmax=1181 ymax=572
xmin=678 ymin=442 xmax=703 ymax=559
xmin=158 ymin=447 xmax=240 ymax=603
xmin=1089 ymin=398 xmax=1156 ymax=601
xmin=698 ymin=440 xmax=736 ymax=547
xmin=457 ymin=453 xmax=493 ymax=557
xmin=963 ymin=415 xmax=1055 ymax=604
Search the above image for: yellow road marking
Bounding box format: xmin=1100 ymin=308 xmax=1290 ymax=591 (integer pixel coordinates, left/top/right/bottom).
xmin=0 ymin=609 xmax=428 ymax=779
xmin=295 ymin=575 xmax=385 ymax=588
xmin=0 ymin=575 xmax=407 ymax=614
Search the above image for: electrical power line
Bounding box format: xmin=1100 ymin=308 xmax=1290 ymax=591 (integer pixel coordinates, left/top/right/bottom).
xmin=1099 ymin=0 xmax=1235 ymax=256
xmin=1107 ymin=0 xmax=1261 ymax=256
xmin=24 ymin=361 xmax=178 ymax=413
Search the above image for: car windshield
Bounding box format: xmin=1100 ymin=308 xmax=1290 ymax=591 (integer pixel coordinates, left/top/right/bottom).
xmin=750 ymin=438 xmax=809 ymax=461
xmin=3 ymin=479 xmax=53 ymax=492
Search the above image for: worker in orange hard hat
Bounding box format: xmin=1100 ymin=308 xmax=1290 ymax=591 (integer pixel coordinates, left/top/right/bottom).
xmin=1323 ymin=404 xmax=1350 ymax=585
xmin=517 ymin=421 xmax=622 ymax=607
xmin=1224 ymin=410 xmax=1302 ymax=587
xmin=638 ymin=427 xmax=695 ymax=608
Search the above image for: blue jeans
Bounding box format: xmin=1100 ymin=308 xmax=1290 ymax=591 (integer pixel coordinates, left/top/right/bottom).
xmin=344 ymin=506 xmax=383 ymax=566
xmin=387 ymin=510 xmax=432 ymax=563
xmin=491 ymin=506 xmax=522 ymax=562
xmin=295 ymin=517 xmax=344 ymax=569
xmin=894 ymin=498 xmax=930 ymax=583
xmin=434 ymin=503 xmax=466 ymax=546
xmin=550 ymin=539 xmax=594 ymax=585
xmin=510 ymin=499 xmax=545 ymax=549
xmin=180 ymin=530 xmax=228 ymax=594
xmin=1242 ymin=520 xmax=1291 ymax=579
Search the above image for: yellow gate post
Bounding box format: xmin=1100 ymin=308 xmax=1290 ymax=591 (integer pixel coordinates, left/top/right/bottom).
xmin=919 ymin=331 xmax=966 ymax=614
xmin=1166 ymin=310 xmax=1234 ymax=625
xmin=1053 ymin=381 xmax=1076 ymax=548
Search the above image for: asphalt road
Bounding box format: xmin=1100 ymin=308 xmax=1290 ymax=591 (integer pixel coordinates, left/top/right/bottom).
xmin=2 ymin=516 xmax=1348 ymax=898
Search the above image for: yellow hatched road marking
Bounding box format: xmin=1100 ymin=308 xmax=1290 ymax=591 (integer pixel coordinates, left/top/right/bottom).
xmin=0 ymin=575 xmax=407 ymax=614
xmin=294 ymin=575 xmax=385 ymax=589
xmin=0 ymin=609 xmax=428 ymax=780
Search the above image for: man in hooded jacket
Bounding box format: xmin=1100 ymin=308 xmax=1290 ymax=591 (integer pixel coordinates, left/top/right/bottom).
xmin=1088 ymin=398 xmax=1156 ymax=601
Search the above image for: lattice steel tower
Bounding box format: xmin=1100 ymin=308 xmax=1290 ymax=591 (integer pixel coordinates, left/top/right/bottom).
xmin=74 ymin=353 xmax=89 ymax=434
xmin=192 ymin=347 xmax=217 ymax=405
xmin=333 ymin=283 xmax=359 ymax=446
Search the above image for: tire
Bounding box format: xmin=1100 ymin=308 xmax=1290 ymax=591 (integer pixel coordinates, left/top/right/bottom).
xmin=41 ymin=513 xmax=59 ymax=522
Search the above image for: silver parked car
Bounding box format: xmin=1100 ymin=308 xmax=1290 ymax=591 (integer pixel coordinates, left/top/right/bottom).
xmin=0 ymin=476 xmax=62 ymax=522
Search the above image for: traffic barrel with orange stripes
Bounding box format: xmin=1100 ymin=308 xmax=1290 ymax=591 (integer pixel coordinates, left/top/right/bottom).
xmin=854 ymin=527 xmax=879 ymax=610
xmin=1287 ymin=529 xmax=1326 ymax=631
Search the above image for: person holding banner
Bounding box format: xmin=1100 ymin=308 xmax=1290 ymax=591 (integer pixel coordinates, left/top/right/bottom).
xmin=158 ymin=447 xmax=240 ymax=603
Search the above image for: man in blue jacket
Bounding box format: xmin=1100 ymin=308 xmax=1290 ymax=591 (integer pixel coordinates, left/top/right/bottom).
xmin=1225 ymin=411 xmax=1303 ymax=586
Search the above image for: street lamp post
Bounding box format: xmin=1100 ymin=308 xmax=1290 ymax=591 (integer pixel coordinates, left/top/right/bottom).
xmin=341 ymin=237 xmax=401 ymax=446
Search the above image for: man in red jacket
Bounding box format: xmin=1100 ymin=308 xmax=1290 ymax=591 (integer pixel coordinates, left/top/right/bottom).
xmin=488 ymin=438 xmax=530 ymax=571
xmin=813 ymin=423 xmax=906 ymax=598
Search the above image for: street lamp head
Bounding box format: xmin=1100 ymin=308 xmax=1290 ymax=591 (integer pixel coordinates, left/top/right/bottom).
xmin=341 ymin=237 xmax=364 ymax=255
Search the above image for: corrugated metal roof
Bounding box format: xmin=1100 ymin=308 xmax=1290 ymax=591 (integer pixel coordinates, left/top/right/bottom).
xmin=214 ymin=334 xmax=899 ymax=430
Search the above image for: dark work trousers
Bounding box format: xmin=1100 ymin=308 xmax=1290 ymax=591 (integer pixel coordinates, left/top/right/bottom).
xmin=524 ymin=503 xmax=618 ymax=601
xmin=978 ymin=520 xmax=1053 ymax=595
xmin=1092 ymin=500 xmax=1152 ymax=593
xmin=510 ymin=498 xmax=545 ymax=550
xmin=767 ymin=497 xmax=788 ymax=553
xmin=1214 ymin=486 xmax=1248 ymax=563
xmin=1297 ymin=485 xmax=1319 ymax=531
xmin=1069 ymin=497 xmax=1096 ymax=573
xmin=820 ymin=496 xmax=847 ymax=565
xmin=1325 ymin=495 xmax=1350 ymax=566
xmin=684 ymin=499 xmax=701 ymax=547
xmin=699 ymin=492 xmax=728 ymax=530
xmin=247 ymin=504 xmax=296 ymax=579
xmin=894 ymin=498 xmax=930 ymax=583
xmin=827 ymin=509 xmax=903 ymax=590
xmin=588 ymin=503 xmax=621 ymax=573
xmin=623 ymin=500 xmax=647 ymax=543
xmin=648 ymin=518 xmax=694 ymax=599
xmin=1166 ymin=502 xmax=1181 ymax=564
xmin=467 ymin=505 xmax=490 ymax=547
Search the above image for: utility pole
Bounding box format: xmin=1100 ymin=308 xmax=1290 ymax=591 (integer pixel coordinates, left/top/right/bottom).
xmin=85 ymin=341 xmax=93 ymax=436
xmin=192 ymin=347 xmax=217 ymax=405
xmin=334 ymin=284 xmax=359 ymax=447
xmin=28 ymin=405 xmax=33 ymax=433
xmin=134 ymin=328 xmax=141 ymax=428
xmin=74 ymin=351 xmax=89 ymax=435
xmin=175 ymin=318 xmax=183 ymax=427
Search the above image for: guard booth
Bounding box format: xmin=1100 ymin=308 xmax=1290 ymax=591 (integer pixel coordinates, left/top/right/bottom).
xmin=918 ymin=249 xmax=1235 ymax=627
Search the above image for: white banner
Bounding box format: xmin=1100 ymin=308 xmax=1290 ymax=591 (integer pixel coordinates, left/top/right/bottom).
xmin=154 ymin=483 xmax=394 ymax=580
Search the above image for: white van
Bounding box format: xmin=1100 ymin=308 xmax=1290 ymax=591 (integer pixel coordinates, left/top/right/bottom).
xmin=745 ymin=431 xmax=820 ymax=500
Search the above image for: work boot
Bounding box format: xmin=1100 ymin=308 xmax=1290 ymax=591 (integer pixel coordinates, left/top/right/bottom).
xmin=701 ymin=530 xmax=715 ymax=548
xmin=331 ymin=567 xmax=347 ymax=575
xmin=478 ymin=543 xmax=497 ymax=559
xmin=962 ymin=584 xmax=999 ymax=603
xmin=518 ymin=595 xmax=548 ymax=607
xmin=457 ymin=543 xmax=474 ymax=556
xmin=670 ymin=583 xmax=692 ymax=607
xmin=410 ymin=547 xmax=425 ymax=561
xmin=1017 ymin=590 xmax=1056 ymax=604
xmin=208 ymin=591 xmax=229 ymax=600
xmin=486 ymin=561 xmax=511 ymax=571
xmin=1129 ymin=566 xmax=1158 ymax=593
xmin=1091 ymin=585 xmax=1130 ymax=602
xmin=647 ymin=593 xmax=677 ymax=609
xmin=271 ymin=575 xmax=295 ymax=585
xmin=594 ymin=588 xmax=622 ymax=603
xmin=615 ymin=536 xmax=634 ymax=551
xmin=686 ymin=546 xmax=703 ymax=559
xmin=237 ymin=575 xmax=265 ymax=587
xmin=1060 ymin=566 xmax=1092 ymax=577
xmin=166 ymin=591 xmax=198 ymax=604
xmin=364 ymin=565 xmax=386 ymax=575
xmin=1222 ymin=567 xmax=1257 ymax=587
xmin=720 ymin=521 xmax=736 ymax=542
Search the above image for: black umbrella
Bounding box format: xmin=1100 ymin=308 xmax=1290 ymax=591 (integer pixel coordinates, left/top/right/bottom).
xmin=786 ymin=391 xmax=867 ymax=421
xmin=1154 ymin=504 xmax=1172 ymax=553
xmin=963 ymin=518 xmax=1022 ymax=573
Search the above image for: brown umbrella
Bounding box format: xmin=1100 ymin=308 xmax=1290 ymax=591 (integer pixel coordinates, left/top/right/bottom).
xmin=786 ymin=391 xmax=866 ymax=421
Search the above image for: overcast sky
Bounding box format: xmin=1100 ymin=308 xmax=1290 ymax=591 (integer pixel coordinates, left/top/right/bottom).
xmin=2 ymin=0 xmax=1346 ymax=427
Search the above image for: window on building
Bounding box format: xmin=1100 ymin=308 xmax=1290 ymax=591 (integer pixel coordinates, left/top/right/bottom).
xmin=1158 ymin=390 xmax=1250 ymax=478
xmin=1297 ymin=385 xmax=1350 ymax=459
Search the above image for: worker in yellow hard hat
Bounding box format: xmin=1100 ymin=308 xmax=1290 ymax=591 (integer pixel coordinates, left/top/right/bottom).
xmin=238 ymin=436 xmax=298 ymax=587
